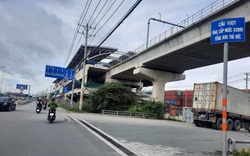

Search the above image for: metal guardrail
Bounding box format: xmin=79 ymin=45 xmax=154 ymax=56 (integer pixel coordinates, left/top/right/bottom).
xmin=102 ymin=110 xmax=157 ymax=119
xmin=109 ymin=0 xmax=237 ymax=67
xmin=228 ymin=138 xmax=250 ymax=155
xmin=56 ymin=98 xmax=79 ymax=109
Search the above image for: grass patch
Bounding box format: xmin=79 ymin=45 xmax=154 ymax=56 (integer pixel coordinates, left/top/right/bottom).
xmin=59 ymin=104 xmax=86 ymax=113
xmin=233 ymin=148 xmax=250 ymax=156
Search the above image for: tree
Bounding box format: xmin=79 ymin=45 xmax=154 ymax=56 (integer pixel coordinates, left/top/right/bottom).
xmin=84 ymin=82 xmax=138 ymax=113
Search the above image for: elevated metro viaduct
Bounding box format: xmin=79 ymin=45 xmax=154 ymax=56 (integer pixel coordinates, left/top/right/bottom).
xmin=53 ymin=0 xmax=250 ymax=103
xmin=107 ymin=0 xmax=250 ymax=101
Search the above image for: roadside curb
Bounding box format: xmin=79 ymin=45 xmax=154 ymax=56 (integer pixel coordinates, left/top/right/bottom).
xmin=17 ymin=100 xmax=34 ymax=105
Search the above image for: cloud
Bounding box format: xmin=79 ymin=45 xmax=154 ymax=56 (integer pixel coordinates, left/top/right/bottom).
xmin=0 ymin=0 xmax=248 ymax=95
xmin=0 ymin=0 xmax=77 ymax=94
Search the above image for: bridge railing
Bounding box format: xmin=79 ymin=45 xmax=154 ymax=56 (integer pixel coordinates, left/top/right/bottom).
xmin=109 ymin=0 xmax=237 ymax=67
xmin=135 ymin=0 xmax=236 ymax=53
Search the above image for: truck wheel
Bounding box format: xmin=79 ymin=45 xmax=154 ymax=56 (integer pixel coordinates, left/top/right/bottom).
xmin=233 ymin=120 xmax=241 ymax=131
xmin=212 ymin=123 xmax=217 ymax=129
xmin=216 ymin=118 xmax=222 ymax=130
xmin=227 ymin=119 xmax=233 ymax=131
xmin=194 ymin=121 xmax=201 ymax=127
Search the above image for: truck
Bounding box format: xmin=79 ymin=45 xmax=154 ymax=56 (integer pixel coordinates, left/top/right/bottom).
xmin=192 ymin=82 xmax=250 ymax=132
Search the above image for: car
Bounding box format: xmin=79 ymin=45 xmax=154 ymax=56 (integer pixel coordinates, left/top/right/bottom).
xmin=0 ymin=97 xmax=16 ymax=111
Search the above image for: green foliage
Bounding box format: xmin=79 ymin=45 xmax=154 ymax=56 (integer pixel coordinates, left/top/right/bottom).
xmin=141 ymin=100 xmax=164 ymax=119
xmin=233 ymin=148 xmax=250 ymax=156
xmin=83 ymin=82 xmax=165 ymax=119
xmin=85 ymin=82 xmax=138 ymax=113
xmin=128 ymin=100 xmax=164 ymax=119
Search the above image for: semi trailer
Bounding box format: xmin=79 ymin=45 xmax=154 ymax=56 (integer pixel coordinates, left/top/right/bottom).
xmin=192 ymin=82 xmax=250 ymax=131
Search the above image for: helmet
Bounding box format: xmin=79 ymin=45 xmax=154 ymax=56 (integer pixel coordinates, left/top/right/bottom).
xmin=51 ymin=98 xmax=55 ymax=101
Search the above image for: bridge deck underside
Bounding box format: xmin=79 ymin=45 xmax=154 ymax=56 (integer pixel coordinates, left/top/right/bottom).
xmin=144 ymin=22 xmax=250 ymax=74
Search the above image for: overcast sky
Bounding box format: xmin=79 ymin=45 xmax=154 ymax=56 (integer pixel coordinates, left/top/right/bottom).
xmin=0 ymin=0 xmax=249 ymax=95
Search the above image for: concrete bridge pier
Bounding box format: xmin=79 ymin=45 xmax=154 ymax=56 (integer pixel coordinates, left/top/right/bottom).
xmin=133 ymin=67 xmax=185 ymax=101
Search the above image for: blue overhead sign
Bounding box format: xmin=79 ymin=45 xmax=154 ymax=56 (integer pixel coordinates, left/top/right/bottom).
xmin=211 ymin=17 xmax=245 ymax=44
xmin=16 ymin=84 xmax=28 ymax=90
xmin=63 ymin=87 xmax=68 ymax=93
xmin=45 ymin=65 xmax=74 ymax=80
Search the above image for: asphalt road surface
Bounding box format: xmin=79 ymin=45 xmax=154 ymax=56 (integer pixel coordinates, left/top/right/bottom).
xmin=69 ymin=113 xmax=250 ymax=156
xmin=1 ymin=102 xmax=250 ymax=156
xmin=0 ymin=102 xmax=119 ymax=156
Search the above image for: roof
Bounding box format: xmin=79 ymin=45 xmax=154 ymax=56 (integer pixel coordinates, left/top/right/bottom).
xmin=53 ymin=45 xmax=117 ymax=83
xmin=67 ymin=45 xmax=117 ymax=69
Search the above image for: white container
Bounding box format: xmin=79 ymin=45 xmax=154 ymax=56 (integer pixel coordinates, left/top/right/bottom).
xmin=193 ymin=82 xmax=250 ymax=117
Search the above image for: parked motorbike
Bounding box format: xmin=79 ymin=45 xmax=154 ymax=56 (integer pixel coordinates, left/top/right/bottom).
xmin=47 ymin=109 xmax=56 ymax=123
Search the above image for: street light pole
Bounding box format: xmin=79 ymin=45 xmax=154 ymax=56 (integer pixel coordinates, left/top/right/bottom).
xmin=146 ymin=18 xmax=185 ymax=48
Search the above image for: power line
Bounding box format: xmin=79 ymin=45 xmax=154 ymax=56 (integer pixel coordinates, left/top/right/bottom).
xmin=76 ymin=0 xmax=142 ymax=69
xmin=88 ymin=0 xmax=117 ymax=45
xmin=64 ymin=0 xmax=90 ymax=66
xmin=78 ymin=0 xmax=90 ymax=25
xmin=95 ymin=0 xmax=125 ymax=45
xmin=89 ymin=0 xmax=109 ymax=28
xmin=67 ymin=0 xmax=118 ymax=65
xmin=87 ymin=0 xmax=101 ymax=24
xmin=79 ymin=0 xmax=93 ymax=25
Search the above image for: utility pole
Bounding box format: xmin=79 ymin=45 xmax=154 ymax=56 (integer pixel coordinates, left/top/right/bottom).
xmin=79 ymin=23 xmax=94 ymax=110
xmin=244 ymin=73 xmax=250 ymax=92
xmin=27 ymin=85 xmax=31 ymax=100
xmin=70 ymin=69 xmax=75 ymax=108
xmin=50 ymin=85 xmax=53 ymax=98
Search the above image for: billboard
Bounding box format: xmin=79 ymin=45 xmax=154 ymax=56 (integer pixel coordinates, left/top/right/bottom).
xmin=45 ymin=65 xmax=74 ymax=80
xmin=16 ymin=84 xmax=28 ymax=90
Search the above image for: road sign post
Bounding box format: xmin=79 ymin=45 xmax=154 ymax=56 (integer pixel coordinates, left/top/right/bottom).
xmin=211 ymin=17 xmax=245 ymax=156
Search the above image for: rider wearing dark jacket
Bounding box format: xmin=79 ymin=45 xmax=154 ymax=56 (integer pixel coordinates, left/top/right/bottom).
xmin=36 ymin=97 xmax=43 ymax=108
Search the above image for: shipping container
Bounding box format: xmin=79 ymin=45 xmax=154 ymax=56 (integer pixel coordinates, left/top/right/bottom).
xmin=169 ymin=109 xmax=175 ymax=116
xmin=165 ymin=90 xmax=193 ymax=107
xmin=192 ymin=81 xmax=250 ymax=132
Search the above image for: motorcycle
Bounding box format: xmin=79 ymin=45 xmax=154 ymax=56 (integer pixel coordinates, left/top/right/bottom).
xmin=47 ymin=109 xmax=56 ymax=123
xmin=43 ymin=101 xmax=47 ymax=110
xmin=36 ymin=101 xmax=43 ymax=113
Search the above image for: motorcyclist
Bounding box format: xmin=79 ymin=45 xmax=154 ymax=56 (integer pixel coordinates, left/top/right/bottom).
xmin=43 ymin=99 xmax=47 ymax=109
xmin=36 ymin=97 xmax=43 ymax=108
xmin=48 ymin=98 xmax=58 ymax=118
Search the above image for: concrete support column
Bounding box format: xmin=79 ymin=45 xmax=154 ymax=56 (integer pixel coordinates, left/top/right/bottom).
xmin=105 ymin=72 xmax=143 ymax=88
xmin=133 ymin=67 xmax=185 ymax=101
xmin=136 ymin=86 xmax=143 ymax=93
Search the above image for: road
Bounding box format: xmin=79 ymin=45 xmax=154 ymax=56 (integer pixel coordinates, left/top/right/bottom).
xmin=69 ymin=113 xmax=250 ymax=156
xmin=0 ymin=101 xmax=119 ymax=156
xmin=1 ymin=102 xmax=250 ymax=156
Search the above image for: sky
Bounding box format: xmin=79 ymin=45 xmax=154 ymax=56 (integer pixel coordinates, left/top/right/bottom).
xmin=0 ymin=0 xmax=249 ymax=95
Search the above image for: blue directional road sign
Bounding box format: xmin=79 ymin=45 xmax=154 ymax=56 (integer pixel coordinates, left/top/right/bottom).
xmin=211 ymin=17 xmax=245 ymax=44
xmin=16 ymin=84 xmax=28 ymax=90
xmin=63 ymin=87 xmax=68 ymax=93
xmin=45 ymin=65 xmax=74 ymax=80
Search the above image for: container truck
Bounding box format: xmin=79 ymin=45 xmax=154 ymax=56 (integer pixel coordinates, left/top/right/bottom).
xmin=192 ymin=82 xmax=250 ymax=132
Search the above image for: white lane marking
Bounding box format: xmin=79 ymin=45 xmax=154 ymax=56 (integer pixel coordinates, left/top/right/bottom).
xmin=67 ymin=113 xmax=143 ymax=156
xmin=120 ymin=139 xmax=184 ymax=156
